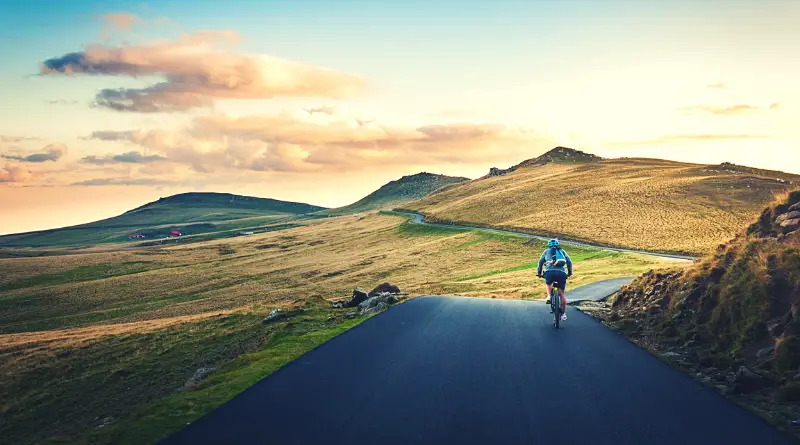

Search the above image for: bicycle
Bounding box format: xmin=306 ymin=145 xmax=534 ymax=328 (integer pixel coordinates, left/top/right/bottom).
xmin=539 ymin=275 xmax=564 ymax=329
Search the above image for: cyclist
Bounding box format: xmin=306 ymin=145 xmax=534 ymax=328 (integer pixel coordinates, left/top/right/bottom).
xmin=536 ymin=239 xmax=573 ymax=321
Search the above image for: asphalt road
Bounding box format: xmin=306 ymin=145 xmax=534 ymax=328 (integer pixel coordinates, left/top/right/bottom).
xmin=564 ymin=277 xmax=635 ymax=302
xmin=160 ymin=293 xmax=796 ymax=445
xmin=396 ymin=211 xmax=697 ymax=261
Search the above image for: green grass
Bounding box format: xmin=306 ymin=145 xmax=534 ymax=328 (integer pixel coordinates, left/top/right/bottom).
xmin=395 ymin=221 xmax=469 ymax=237
xmin=0 ymin=262 xmax=155 ymax=292
xmin=0 ymin=298 xmax=370 ymax=445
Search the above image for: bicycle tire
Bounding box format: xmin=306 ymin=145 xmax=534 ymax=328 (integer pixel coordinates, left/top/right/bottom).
xmin=552 ymin=289 xmax=560 ymax=329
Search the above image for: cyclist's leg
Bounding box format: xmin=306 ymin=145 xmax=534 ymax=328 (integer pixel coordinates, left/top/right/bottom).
xmin=544 ymin=271 xmax=554 ymax=302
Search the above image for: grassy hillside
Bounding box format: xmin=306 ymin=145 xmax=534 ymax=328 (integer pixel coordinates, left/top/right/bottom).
xmin=582 ymin=190 xmax=800 ymax=434
xmin=0 ymin=192 xmax=326 ymax=247
xmin=323 ymin=172 xmax=468 ymax=215
xmin=0 ymin=212 xmax=684 ymax=444
xmin=406 ymin=148 xmax=799 ymax=255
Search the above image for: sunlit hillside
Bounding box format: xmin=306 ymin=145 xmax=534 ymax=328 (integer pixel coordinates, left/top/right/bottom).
xmin=405 ymin=149 xmax=800 ymax=255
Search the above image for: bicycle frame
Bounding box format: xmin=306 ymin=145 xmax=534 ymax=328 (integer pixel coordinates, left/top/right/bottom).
xmin=551 ymin=282 xmax=563 ymax=329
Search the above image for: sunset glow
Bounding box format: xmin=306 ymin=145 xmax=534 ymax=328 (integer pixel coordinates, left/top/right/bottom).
xmin=1 ymin=0 xmax=798 ymax=234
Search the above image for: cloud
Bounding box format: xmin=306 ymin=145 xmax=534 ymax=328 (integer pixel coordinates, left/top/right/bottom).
xmin=0 ymin=164 xmax=33 ymax=183
xmin=707 ymin=82 xmax=727 ymax=89
xmin=86 ymin=109 xmax=552 ymax=173
xmin=99 ymin=13 xmax=143 ymax=31
xmin=70 ymin=177 xmax=173 ymax=186
xmin=1 ymin=144 xmax=67 ymax=163
xmin=681 ymin=103 xmax=780 ymax=115
xmin=81 ymin=151 xmax=167 ymax=165
xmin=47 ymin=99 xmax=80 ymax=105
xmin=40 ymin=31 xmax=366 ymax=112
xmin=1 ymin=135 xmax=39 ymax=143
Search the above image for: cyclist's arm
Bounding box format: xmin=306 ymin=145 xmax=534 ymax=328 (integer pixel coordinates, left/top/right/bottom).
xmin=536 ymin=251 xmax=546 ymax=276
xmin=565 ymin=251 xmax=573 ymax=276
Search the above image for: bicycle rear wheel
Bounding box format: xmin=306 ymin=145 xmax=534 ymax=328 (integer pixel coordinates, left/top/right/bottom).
xmin=552 ymin=289 xmax=560 ymax=329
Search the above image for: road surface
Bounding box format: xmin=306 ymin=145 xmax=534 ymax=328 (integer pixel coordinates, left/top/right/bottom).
xmin=564 ymin=277 xmax=635 ymax=302
xmin=394 ymin=211 xmax=697 ymax=261
xmin=160 ymin=290 xmax=796 ymax=444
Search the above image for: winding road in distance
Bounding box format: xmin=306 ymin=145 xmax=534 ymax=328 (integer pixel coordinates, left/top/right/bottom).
xmin=394 ymin=210 xmax=697 ymax=261
xmin=160 ymin=279 xmax=796 ymax=445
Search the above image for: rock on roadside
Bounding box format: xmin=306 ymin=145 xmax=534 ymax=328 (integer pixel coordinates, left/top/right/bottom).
xmin=181 ymin=367 xmax=216 ymax=391
xmin=261 ymin=309 xmax=283 ymax=324
xmin=368 ymin=282 xmax=401 ymax=297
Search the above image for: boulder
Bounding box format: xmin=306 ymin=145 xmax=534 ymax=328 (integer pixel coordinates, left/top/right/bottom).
xmin=780 ymin=218 xmax=800 ymax=229
xmin=342 ymin=287 xmax=369 ymax=308
xmin=756 ymin=345 xmax=774 ymax=359
xmin=362 ymin=301 xmax=387 ymax=316
xmin=731 ymin=366 xmax=768 ymax=394
xmin=358 ymin=296 xmax=380 ymax=310
xmin=261 ymin=309 xmax=283 ymax=324
xmin=182 ymin=367 xmax=216 ymax=391
xmin=344 ymin=312 xmax=359 ymax=319
xmin=369 ymin=282 xmax=401 ymax=297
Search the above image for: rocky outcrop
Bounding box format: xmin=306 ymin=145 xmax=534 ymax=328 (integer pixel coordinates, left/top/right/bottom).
xmin=747 ymin=190 xmax=800 ymax=237
xmin=181 ymin=367 xmax=216 ymax=391
xmin=333 ymin=283 xmax=406 ymax=313
xmin=261 ymin=309 xmax=283 ymax=324
xmin=333 ymin=288 xmax=370 ymax=309
xmin=369 ymin=282 xmax=400 ymax=297
xmin=577 ymin=190 xmax=800 ymax=433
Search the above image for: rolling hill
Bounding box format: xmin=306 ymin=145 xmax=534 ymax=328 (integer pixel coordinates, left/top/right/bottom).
xmin=404 ymin=147 xmax=800 ymax=255
xmin=323 ymin=172 xmax=468 ymax=215
xmin=0 ymin=192 xmax=326 ymax=247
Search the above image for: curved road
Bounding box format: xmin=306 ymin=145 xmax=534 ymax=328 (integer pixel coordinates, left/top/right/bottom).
xmin=395 ymin=211 xmax=697 ymax=261
xmin=160 ymin=286 xmax=796 ymax=445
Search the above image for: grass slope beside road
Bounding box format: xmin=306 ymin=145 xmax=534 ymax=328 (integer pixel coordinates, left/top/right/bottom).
xmin=406 ymin=154 xmax=799 ymax=255
xmin=0 ymin=213 xmax=686 ymax=444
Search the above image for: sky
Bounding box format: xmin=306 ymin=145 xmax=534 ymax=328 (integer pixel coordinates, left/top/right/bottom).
xmin=0 ymin=0 xmax=798 ymax=235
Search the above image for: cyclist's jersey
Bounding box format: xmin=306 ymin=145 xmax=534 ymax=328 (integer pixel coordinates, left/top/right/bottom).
xmin=537 ymin=247 xmax=573 ymax=276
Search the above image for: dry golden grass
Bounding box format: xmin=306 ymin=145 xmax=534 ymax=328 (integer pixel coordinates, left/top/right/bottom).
xmin=0 ymin=212 xmax=684 ymax=336
xmin=406 ymin=158 xmax=799 ymax=255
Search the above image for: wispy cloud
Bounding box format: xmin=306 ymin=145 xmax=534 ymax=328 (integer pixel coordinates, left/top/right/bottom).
xmin=707 ymin=82 xmax=728 ymax=89
xmin=99 ymin=12 xmax=143 ymax=31
xmin=86 ymin=109 xmax=552 ymax=173
xmin=70 ymin=177 xmax=173 ymax=186
xmin=47 ymin=99 xmax=80 ymax=105
xmin=40 ymin=30 xmax=366 ymax=112
xmin=0 ymin=164 xmax=33 ymax=183
xmin=681 ymin=103 xmax=780 ymax=115
xmin=1 ymin=144 xmax=67 ymax=163
xmin=81 ymin=151 xmax=166 ymax=165
xmin=0 ymin=135 xmax=39 ymax=143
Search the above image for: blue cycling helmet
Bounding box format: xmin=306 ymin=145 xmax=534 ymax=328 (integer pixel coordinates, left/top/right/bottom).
xmin=548 ymin=239 xmax=559 ymax=248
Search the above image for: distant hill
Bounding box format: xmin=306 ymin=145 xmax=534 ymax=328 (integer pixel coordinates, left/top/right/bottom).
xmin=484 ymin=146 xmax=601 ymax=178
xmin=0 ymin=192 xmax=325 ymax=247
xmin=405 ymin=147 xmax=800 ymax=255
xmin=323 ymin=172 xmax=469 ymax=215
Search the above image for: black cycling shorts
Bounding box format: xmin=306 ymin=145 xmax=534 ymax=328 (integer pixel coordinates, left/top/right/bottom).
xmin=544 ymin=270 xmax=568 ymax=290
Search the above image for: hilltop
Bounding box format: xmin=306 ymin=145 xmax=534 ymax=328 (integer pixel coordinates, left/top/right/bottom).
xmin=583 ymin=191 xmax=800 ymax=431
xmin=0 ymin=192 xmax=325 ymax=247
xmin=405 ymin=147 xmax=799 ymax=255
xmin=485 ymin=146 xmax=602 ymax=177
xmin=323 ymin=172 xmax=468 ymax=215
